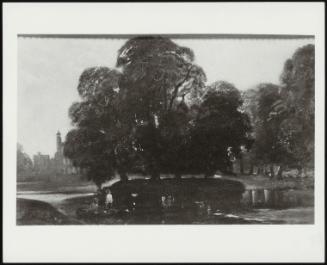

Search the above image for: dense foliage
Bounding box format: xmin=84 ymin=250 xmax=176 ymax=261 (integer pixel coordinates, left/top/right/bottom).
xmin=241 ymin=44 xmax=315 ymax=177
xmin=189 ymin=81 xmax=252 ymax=176
xmin=278 ymin=44 xmax=315 ymax=171
xmin=64 ymin=37 xmax=314 ymax=186
xmin=17 ymin=143 xmax=33 ymax=174
xmin=64 ymin=67 xmax=134 ymax=187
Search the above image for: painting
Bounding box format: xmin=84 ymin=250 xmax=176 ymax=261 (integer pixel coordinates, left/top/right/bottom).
xmin=17 ymin=34 xmax=315 ymax=225
xmin=3 ymin=2 xmax=324 ymax=263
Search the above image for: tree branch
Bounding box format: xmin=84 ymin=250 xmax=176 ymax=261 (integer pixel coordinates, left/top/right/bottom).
xmin=168 ymin=65 xmax=194 ymax=111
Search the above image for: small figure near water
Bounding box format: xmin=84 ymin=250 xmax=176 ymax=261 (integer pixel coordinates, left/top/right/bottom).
xmin=90 ymin=197 xmax=99 ymax=213
xmin=105 ymin=189 xmax=113 ymax=209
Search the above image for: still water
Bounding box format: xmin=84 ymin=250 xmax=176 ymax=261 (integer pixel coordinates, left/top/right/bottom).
xmin=17 ymin=187 xmax=314 ymax=224
xmin=241 ymin=188 xmax=314 ymax=209
xmin=124 ymin=188 xmax=314 ymax=224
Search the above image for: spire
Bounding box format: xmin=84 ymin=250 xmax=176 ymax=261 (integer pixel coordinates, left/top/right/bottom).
xmin=56 ymin=130 xmax=62 ymax=152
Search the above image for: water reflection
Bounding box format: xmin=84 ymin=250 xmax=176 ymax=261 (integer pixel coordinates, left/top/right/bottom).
xmin=17 ymin=186 xmax=314 ymax=224
xmin=140 ymin=188 xmax=314 ymax=224
xmin=241 ymin=188 xmax=313 ymax=209
xmin=128 ymin=188 xmax=313 ymax=215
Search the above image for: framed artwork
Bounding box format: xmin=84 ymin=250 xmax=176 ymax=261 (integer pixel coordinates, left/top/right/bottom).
xmin=2 ymin=2 xmax=325 ymax=263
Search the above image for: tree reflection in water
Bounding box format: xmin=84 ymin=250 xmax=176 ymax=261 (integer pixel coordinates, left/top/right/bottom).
xmin=87 ymin=179 xmax=314 ymax=224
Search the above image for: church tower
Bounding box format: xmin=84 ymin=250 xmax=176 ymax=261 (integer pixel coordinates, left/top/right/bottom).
xmin=54 ymin=130 xmax=79 ymax=175
xmin=56 ymin=131 xmax=62 ymax=153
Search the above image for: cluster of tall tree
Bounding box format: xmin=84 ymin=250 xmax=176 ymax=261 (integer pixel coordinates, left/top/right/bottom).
xmin=17 ymin=143 xmax=33 ymax=174
xmin=241 ymin=44 xmax=314 ymax=178
xmin=64 ymin=36 xmax=252 ymax=187
xmin=64 ymin=37 xmax=314 ymax=187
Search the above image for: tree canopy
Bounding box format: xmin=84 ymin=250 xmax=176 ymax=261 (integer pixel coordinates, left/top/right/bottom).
xmin=116 ymin=36 xmax=207 ymax=179
xmin=241 ymin=44 xmax=315 ymax=177
xmin=278 ymin=44 xmax=315 ymax=169
xmin=64 ymin=37 xmax=314 ymax=186
xmin=64 ymin=67 xmax=134 ymax=187
xmin=190 ymin=81 xmax=252 ymax=176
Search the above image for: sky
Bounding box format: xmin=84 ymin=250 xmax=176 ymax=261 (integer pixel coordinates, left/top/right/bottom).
xmin=18 ymin=36 xmax=314 ymax=158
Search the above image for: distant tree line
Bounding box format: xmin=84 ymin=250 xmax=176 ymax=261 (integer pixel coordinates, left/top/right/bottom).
xmin=62 ymin=36 xmax=314 ymax=188
xmin=17 ymin=143 xmax=33 ymax=174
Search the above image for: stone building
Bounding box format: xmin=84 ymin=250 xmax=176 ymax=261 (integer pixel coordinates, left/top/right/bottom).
xmin=52 ymin=131 xmax=80 ymax=175
xmin=32 ymin=131 xmax=80 ymax=176
xmin=33 ymin=152 xmax=51 ymax=174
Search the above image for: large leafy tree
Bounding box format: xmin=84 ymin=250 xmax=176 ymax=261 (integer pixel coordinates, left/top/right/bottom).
xmin=240 ymin=88 xmax=259 ymax=174
xmin=64 ymin=128 xmax=116 ymax=187
xmin=243 ymin=83 xmax=297 ymax=178
xmin=190 ymin=81 xmax=252 ymax=177
xmin=278 ymin=44 xmax=315 ymax=173
xmin=158 ymin=101 xmax=194 ymax=178
xmin=64 ymin=67 xmax=134 ymax=187
xmin=242 ymin=44 xmax=315 ymax=178
xmin=268 ymin=44 xmax=315 ymax=176
xmin=253 ymin=83 xmax=292 ymax=177
xmin=116 ymin=36 xmax=207 ymax=179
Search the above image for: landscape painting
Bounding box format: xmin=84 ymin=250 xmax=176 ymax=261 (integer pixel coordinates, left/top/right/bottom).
xmin=17 ymin=34 xmax=315 ymax=225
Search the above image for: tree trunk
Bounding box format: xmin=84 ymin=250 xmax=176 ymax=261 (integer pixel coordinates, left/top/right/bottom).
xmin=263 ymin=166 xmax=268 ymax=176
xmin=270 ymin=164 xmax=275 ymax=178
xmin=96 ymin=182 xmax=102 ymax=192
xmin=119 ymin=170 xmax=128 ymax=182
xmin=257 ymin=166 xmax=261 ymax=175
xmin=249 ymin=163 xmax=254 ymax=175
xmin=239 ymin=154 xmax=244 ymax=175
xmin=175 ymin=173 xmax=182 ymax=180
xmin=151 ymin=171 xmax=160 ymax=181
xmin=204 ymin=172 xmax=212 ymax=178
xmin=297 ymin=166 xmax=303 ymax=178
xmin=303 ymin=167 xmax=307 ymax=178
xmin=149 ymin=162 xmax=160 ymax=181
xmin=277 ymin=165 xmax=283 ymax=179
xmin=228 ymin=161 xmax=235 ymax=175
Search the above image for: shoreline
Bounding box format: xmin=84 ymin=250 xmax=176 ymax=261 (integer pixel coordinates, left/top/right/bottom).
xmin=16 ymin=175 xmax=314 ymax=225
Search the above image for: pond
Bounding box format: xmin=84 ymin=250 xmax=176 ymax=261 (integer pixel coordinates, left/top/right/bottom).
xmin=17 ymin=186 xmax=314 ymax=225
xmin=119 ymin=188 xmax=314 ymax=224
xmin=240 ymin=188 xmax=314 ymax=209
